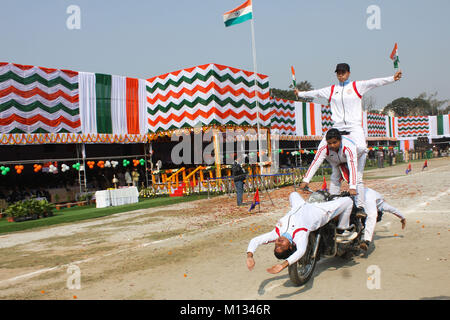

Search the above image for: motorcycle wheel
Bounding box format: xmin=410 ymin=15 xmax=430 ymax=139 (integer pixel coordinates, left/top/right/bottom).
xmin=288 ymin=232 xmax=318 ymax=286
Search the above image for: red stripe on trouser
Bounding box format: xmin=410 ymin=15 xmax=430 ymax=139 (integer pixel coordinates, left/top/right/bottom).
xmin=344 ymin=147 xmax=356 ymax=186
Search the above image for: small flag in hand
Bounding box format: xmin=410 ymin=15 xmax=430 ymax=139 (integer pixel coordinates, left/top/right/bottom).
xmin=249 ymin=188 xmax=260 ymax=212
xmin=321 ymin=176 xmax=327 ymax=191
xmin=405 ymin=163 xmax=412 ymax=174
xmin=291 ymin=66 xmax=296 ymax=87
xmin=390 ymin=43 xmax=400 ymax=69
xmin=422 ymin=160 xmax=428 ymax=171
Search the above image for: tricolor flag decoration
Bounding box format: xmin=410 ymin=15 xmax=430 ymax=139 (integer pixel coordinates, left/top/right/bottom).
xmin=223 ymin=0 xmax=253 ymax=27
xmin=390 ymin=43 xmax=400 ymax=69
xmin=428 ymin=114 xmax=450 ymax=138
xmin=0 ymin=62 xmax=80 ymax=134
xmin=78 ymin=72 xmax=148 ymax=135
xmin=291 ymin=66 xmax=296 ymax=87
xmin=249 ymin=188 xmax=260 ymax=212
xmin=295 ymin=102 xmax=322 ymax=137
xmin=270 ymin=97 xmax=296 ymax=136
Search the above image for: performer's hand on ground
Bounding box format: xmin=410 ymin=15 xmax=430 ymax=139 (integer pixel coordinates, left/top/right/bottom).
xmin=247 ymin=256 xmax=255 ymax=271
xmin=401 ymin=218 xmax=406 ymax=229
xmin=349 ymin=189 xmax=357 ymax=196
xmin=394 ymin=70 xmax=402 ymax=81
xmin=267 ymin=264 xmax=284 ymax=274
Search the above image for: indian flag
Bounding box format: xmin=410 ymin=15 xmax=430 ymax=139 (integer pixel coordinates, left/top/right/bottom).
xmin=429 ymin=114 xmax=450 ymax=137
xmin=291 ymin=66 xmax=296 ymax=87
xmin=223 ymin=0 xmax=253 ymax=27
xmin=295 ymin=102 xmax=322 ymax=136
xmin=79 ymin=72 xmax=148 ymax=135
xmin=390 ymin=43 xmax=400 ymax=69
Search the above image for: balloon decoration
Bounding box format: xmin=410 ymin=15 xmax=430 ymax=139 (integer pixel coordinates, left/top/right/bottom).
xmin=33 ymin=164 xmax=42 ymax=172
xmin=133 ymin=159 xmax=140 ymax=167
xmin=87 ymin=161 xmax=95 ymax=169
xmin=61 ymin=164 xmax=70 ymax=172
xmin=49 ymin=164 xmax=58 ymax=174
xmin=72 ymin=163 xmax=81 ymax=171
xmin=14 ymin=165 xmax=24 ymax=174
xmin=1 ymin=166 xmax=10 ymax=175
xmin=123 ymin=159 xmax=130 ymax=167
xmin=139 ymin=159 xmax=145 ymax=166
xmin=111 ymin=160 xmax=119 ymax=168
xmin=97 ymin=161 xmax=105 ymax=168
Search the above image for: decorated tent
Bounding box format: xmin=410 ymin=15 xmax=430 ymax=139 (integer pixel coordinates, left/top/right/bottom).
xmin=146 ymin=63 xmax=271 ymax=134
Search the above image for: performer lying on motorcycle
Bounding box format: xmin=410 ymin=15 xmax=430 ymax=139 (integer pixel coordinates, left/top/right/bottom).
xmin=246 ymin=192 xmax=357 ymax=274
xmin=359 ymin=187 xmax=406 ymax=251
xmin=300 ymin=129 xmax=360 ymax=199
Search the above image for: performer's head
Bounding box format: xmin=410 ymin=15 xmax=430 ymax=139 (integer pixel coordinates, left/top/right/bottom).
xmin=274 ymin=236 xmax=296 ymax=260
xmin=326 ymin=128 xmax=342 ymax=152
xmin=335 ymin=63 xmax=350 ymax=83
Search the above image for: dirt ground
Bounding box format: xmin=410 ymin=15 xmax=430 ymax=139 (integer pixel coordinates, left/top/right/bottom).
xmin=0 ymin=158 xmax=449 ymax=300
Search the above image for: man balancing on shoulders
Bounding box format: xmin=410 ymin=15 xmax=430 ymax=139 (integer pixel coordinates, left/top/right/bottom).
xmin=246 ymin=192 xmax=357 ymax=274
xmin=295 ymin=63 xmax=402 ymax=210
xmin=300 ymin=128 xmax=359 ymax=197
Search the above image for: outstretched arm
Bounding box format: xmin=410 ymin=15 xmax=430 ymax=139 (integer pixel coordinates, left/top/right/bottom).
xmin=378 ymin=201 xmax=406 ymax=229
xmin=355 ymin=71 xmax=402 ymax=96
xmin=246 ymin=229 xmax=278 ymax=271
xmin=295 ymin=86 xmax=332 ymax=101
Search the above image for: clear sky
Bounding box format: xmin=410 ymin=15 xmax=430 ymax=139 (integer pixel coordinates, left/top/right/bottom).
xmin=1 ymin=0 xmax=449 ymax=109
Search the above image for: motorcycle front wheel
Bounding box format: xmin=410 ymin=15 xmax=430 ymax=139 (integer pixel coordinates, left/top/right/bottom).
xmin=288 ymin=232 xmax=319 ymax=286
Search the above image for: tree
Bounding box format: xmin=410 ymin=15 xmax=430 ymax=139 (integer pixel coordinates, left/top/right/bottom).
xmin=382 ymin=97 xmax=414 ymax=116
xmin=289 ymin=80 xmax=314 ymax=92
xmin=270 ymin=80 xmax=314 ymax=102
xmin=417 ymin=92 xmax=448 ymax=115
xmin=383 ymin=92 xmax=449 ymax=116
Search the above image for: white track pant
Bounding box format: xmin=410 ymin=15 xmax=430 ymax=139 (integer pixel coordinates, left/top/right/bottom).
xmin=363 ymin=200 xmax=403 ymax=242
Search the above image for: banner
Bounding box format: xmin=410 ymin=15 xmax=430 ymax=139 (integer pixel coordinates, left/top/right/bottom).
xmin=428 ymin=114 xmax=450 ymax=138
xmin=0 ymin=62 xmax=80 ymax=134
xmin=270 ymin=97 xmax=296 ymax=135
xmin=79 ymin=72 xmax=147 ymax=135
xmin=147 ymin=63 xmax=271 ymax=132
xmin=295 ymin=102 xmax=322 ymax=137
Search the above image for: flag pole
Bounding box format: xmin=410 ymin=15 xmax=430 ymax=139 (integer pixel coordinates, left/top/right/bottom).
xmin=250 ymin=15 xmax=263 ymax=173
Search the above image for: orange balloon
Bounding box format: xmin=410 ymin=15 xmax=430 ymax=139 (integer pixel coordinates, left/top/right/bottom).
xmin=17 ymin=169 xmax=22 ymax=174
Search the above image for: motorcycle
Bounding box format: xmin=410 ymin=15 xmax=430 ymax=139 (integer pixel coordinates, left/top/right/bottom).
xmin=288 ymin=190 xmax=367 ymax=286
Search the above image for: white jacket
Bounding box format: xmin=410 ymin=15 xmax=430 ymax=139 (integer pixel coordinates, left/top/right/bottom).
xmin=302 ymin=136 xmax=358 ymax=189
xmin=246 ymin=193 xmax=353 ymax=265
xmin=297 ymin=76 xmax=396 ymax=130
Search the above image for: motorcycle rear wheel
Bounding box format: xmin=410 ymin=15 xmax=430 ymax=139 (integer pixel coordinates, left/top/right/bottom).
xmin=288 ymin=233 xmax=318 ymax=286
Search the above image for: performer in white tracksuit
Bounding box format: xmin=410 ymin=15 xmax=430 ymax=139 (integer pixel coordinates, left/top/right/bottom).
xmin=246 ymin=192 xmax=355 ymax=274
xmin=301 ymin=129 xmax=358 ymax=196
xmin=361 ymin=187 xmax=406 ymax=250
xmin=296 ymin=63 xmax=402 ymax=208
